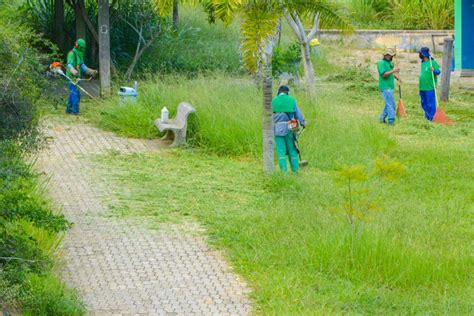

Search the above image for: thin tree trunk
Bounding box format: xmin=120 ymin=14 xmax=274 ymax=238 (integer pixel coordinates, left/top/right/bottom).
xmin=300 ymin=42 xmax=316 ymax=97
xmin=172 ymin=0 xmax=179 ymax=29
xmin=54 ymin=0 xmax=65 ymax=52
xmin=75 ymin=0 xmax=86 ymax=39
xmin=91 ymin=37 xmax=98 ymax=66
xmin=284 ymin=10 xmax=319 ymax=98
xmin=125 ymin=34 xmax=160 ymax=79
xmin=262 ymin=41 xmax=275 ymax=174
xmin=98 ymin=0 xmax=111 ymax=96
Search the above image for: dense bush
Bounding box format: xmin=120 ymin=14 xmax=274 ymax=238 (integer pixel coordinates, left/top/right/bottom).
xmin=0 ymin=3 xmax=51 ymax=144
xmin=0 ymin=2 xmax=83 ymax=314
xmin=272 ymin=43 xmax=301 ymax=77
xmin=0 ymin=141 xmax=83 ymax=315
xmin=21 ymin=2 xmax=241 ymax=77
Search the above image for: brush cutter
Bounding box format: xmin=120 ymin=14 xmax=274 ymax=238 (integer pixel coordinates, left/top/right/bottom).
xmin=49 ymin=62 xmax=99 ymax=102
xmin=429 ymin=59 xmax=454 ymax=125
xmin=294 ymin=127 xmax=308 ymax=167
xmin=396 ymin=83 xmax=407 ymax=118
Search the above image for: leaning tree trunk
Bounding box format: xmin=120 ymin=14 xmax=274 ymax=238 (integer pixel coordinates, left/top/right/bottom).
xmin=300 ymin=41 xmax=316 ymax=97
xmin=172 ymin=0 xmax=179 ymax=29
xmin=54 ymin=0 xmax=65 ymax=52
xmin=262 ymin=42 xmax=275 ymax=174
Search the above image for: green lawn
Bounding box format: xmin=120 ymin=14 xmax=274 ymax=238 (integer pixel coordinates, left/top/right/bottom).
xmin=83 ymin=73 xmax=473 ymax=314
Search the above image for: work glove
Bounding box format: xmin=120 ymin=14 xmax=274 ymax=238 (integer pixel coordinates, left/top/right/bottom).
xmin=70 ymin=68 xmax=79 ymax=77
xmin=90 ymin=69 xmax=99 ymax=77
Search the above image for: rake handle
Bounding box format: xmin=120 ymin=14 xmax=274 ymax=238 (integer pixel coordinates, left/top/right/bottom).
xmin=429 ymin=58 xmax=438 ymax=107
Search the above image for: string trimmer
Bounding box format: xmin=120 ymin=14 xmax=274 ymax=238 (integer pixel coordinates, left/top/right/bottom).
xmin=294 ymin=127 xmax=308 ymax=167
xmin=49 ymin=62 xmax=99 ymax=102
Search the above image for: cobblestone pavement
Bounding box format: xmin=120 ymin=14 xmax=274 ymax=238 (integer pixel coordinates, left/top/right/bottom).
xmin=37 ymin=121 xmax=252 ymax=315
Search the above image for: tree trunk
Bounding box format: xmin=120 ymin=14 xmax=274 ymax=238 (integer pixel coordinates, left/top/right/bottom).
xmin=284 ymin=10 xmax=318 ymax=98
xmin=262 ymin=42 xmax=275 ymax=174
xmin=91 ymin=37 xmax=98 ymax=67
xmin=172 ymin=0 xmax=179 ymax=29
xmin=300 ymin=41 xmax=316 ymax=97
xmin=440 ymin=37 xmax=454 ymax=101
xmin=98 ymin=0 xmax=111 ymax=96
xmin=74 ymin=0 xmax=86 ymax=39
xmin=54 ymin=0 xmax=65 ymax=52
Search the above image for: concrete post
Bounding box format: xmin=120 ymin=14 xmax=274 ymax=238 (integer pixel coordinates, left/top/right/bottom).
xmin=440 ymin=38 xmax=454 ymax=102
xmin=98 ymin=0 xmax=111 ymax=96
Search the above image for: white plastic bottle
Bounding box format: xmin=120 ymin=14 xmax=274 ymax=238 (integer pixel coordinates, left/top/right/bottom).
xmin=161 ymin=107 xmax=169 ymax=123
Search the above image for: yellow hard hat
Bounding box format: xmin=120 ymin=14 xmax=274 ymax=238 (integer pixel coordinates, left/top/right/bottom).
xmin=310 ymin=38 xmax=320 ymax=47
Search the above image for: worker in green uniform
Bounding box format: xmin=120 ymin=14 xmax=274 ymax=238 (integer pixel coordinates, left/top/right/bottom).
xmin=272 ymin=86 xmax=306 ymax=173
xmin=377 ymin=47 xmax=400 ymax=125
xmin=66 ymin=38 xmax=97 ymax=115
xmin=418 ymin=47 xmax=441 ymax=121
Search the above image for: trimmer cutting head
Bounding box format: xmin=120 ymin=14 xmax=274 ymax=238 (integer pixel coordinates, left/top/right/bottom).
xmin=299 ymin=160 xmax=308 ymax=167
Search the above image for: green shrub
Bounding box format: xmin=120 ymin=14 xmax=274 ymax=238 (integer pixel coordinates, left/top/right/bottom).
xmin=0 ymin=142 xmax=70 ymax=233
xmin=20 ymin=274 xmax=84 ymax=316
xmin=0 ymin=141 xmax=80 ymax=313
xmin=272 ymin=43 xmax=301 ymax=77
xmin=0 ymin=1 xmax=55 ymax=146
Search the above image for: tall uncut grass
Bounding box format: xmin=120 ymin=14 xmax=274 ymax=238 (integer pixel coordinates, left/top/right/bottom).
xmin=91 ymin=73 xmax=395 ymax=170
xmin=87 ymin=66 xmax=473 ymax=313
xmin=341 ymin=0 xmax=454 ymax=29
xmin=391 ymin=0 xmax=454 ymax=30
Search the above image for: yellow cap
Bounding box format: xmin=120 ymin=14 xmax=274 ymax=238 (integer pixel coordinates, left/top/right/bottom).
xmin=383 ymin=47 xmax=397 ymax=56
xmin=310 ymin=38 xmax=320 ymax=47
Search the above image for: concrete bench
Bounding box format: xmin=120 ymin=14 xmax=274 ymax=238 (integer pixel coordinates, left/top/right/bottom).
xmin=154 ymin=102 xmax=196 ymax=147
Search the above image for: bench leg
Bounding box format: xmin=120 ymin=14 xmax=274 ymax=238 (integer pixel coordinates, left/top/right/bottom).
xmin=170 ymin=127 xmax=187 ymax=147
xmin=161 ymin=130 xmax=174 ymax=142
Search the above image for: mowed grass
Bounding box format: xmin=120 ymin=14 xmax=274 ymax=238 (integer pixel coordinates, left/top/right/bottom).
xmin=89 ymin=72 xmax=474 ymax=313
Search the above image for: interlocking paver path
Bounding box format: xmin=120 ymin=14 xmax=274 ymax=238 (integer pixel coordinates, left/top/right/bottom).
xmin=37 ymin=121 xmax=252 ymax=315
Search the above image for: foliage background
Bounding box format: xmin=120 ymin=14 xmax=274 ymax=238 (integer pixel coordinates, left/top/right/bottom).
xmin=0 ymin=1 xmax=84 ymax=314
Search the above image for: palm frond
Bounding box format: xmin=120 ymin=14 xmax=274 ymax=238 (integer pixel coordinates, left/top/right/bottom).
xmin=151 ymin=0 xmax=175 ymax=17
xmin=240 ymin=7 xmax=279 ymax=74
xmin=210 ymin=0 xmax=243 ymax=25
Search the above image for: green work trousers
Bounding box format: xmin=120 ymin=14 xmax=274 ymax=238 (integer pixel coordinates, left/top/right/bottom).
xmin=275 ymin=133 xmax=299 ymax=173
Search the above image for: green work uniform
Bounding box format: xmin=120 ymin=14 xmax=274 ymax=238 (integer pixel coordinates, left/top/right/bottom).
xmin=272 ymin=94 xmax=301 ymax=173
xmin=419 ymin=59 xmax=440 ymax=91
xmin=66 ymin=39 xmax=86 ymax=78
xmin=377 ymin=59 xmax=395 ymax=91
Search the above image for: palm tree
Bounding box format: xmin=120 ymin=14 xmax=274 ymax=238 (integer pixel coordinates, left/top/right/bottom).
xmin=211 ymin=0 xmax=281 ymax=174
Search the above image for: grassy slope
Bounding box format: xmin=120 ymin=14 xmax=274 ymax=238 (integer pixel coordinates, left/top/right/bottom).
xmin=42 ymin=8 xmax=473 ymax=314
xmin=88 ymin=72 xmax=473 ymax=313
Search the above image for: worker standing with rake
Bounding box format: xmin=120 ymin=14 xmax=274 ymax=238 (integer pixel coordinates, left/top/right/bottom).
xmin=66 ymin=39 xmax=98 ymax=115
xmin=418 ymin=47 xmax=441 ymax=122
xmin=377 ymin=48 xmax=400 ymax=125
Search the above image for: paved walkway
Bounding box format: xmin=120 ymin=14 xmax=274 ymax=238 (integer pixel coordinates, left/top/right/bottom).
xmin=37 ymin=121 xmax=251 ymax=315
